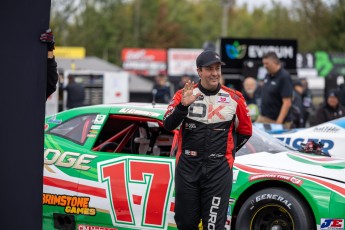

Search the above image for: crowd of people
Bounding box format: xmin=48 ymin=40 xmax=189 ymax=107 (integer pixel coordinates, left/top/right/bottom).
xmin=244 ymin=51 xmax=345 ymax=128
xmin=152 ymin=51 xmax=345 ymax=130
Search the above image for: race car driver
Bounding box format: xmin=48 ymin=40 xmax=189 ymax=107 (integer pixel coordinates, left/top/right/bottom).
xmin=163 ymin=50 xmax=252 ymax=230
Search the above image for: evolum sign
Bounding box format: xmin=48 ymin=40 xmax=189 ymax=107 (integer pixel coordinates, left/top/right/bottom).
xmin=220 ymin=38 xmax=298 ymax=75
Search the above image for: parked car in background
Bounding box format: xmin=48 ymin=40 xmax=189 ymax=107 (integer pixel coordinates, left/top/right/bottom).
xmin=43 ymin=103 xmax=345 ymax=230
xmin=271 ymin=117 xmax=345 ymax=158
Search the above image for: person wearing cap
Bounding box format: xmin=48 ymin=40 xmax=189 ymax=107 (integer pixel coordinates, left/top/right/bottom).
xmin=291 ymin=80 xmax=305 ymax=128
xmin=314 ymin=89 xmax=345 ymax=125
xmin=152 ymin=72 xmax=172 ymax=104
xmin=256 ymin=51 xmax=293 ymax=129
xmin=163 ymin=50 xmax=252 ymax=230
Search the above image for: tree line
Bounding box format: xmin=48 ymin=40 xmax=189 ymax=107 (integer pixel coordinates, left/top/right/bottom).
xmin=50 ymin=0 xmax=345 ymax=66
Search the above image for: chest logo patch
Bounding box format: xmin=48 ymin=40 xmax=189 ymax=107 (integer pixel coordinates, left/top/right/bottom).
xmin=208 ymin=104 xmax=225 ymax=120
xmin=217 ymin=96 xmax=230 ymax=103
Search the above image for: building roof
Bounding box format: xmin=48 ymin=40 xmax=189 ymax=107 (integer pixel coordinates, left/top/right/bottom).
xmin=56 ymin=56 xmax=122 ymax=72
xmin=56 ymin=56 xmax=153 ymax=93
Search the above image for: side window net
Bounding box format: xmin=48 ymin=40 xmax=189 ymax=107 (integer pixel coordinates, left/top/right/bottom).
xmin=48 ymin=114 xmax=97 ymax=144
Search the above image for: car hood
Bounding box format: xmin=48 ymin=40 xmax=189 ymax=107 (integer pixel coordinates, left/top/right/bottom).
xmin=273 ymin=118 xmax=345 ymax=159
xmin=235 ymin=151 xmax=345 ymax=182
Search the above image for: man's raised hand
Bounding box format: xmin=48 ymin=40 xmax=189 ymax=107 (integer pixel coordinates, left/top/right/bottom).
xmin=181 ymin=80 xmax=201 ymax=106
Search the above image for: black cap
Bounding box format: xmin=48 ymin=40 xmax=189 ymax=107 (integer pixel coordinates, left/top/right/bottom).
xmin=327 ymin=89 xmax=340 ymax=99
xmin=196 ymin=50 xmax=225 ymax=67
xmin=293 ymin=79 xmax=303 ymax=87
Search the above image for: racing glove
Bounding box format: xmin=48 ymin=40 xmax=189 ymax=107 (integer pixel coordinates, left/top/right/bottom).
xmin=40 ymin=29 xmax=55 ymax=51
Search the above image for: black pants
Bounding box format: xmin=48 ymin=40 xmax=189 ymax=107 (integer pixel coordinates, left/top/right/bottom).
xmin=174 ymin=155 xmax=233 ymax=230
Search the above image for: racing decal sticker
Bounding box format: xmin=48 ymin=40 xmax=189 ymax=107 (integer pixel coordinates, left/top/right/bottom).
xmin=276 ymin=137 xmax=334 ymax=154
xmin=235 ymin=163 xmax=345 ymax=198
xmin=232 ymin=169 xmax=239 ymax=183
xmin=313 ymin=126 xmax=340 ymax=133
xmin=44 ymin=149 xmax=97 ymax=171
xmin=119 ymin=108 xmax=160 ymax=117
xmin=185 ymin=122 xmax=197 ymax=130
xmin=320 ymin=218 xmax=344 ymax=230
xmin=87 ymin=129 xmax=99 ymax=138
xmin=225 ymin=199 xmax=232 ymax=230
xmin=43 ymin=193 xmax=96 ymax=216
xmin=47 ymin=115 xmax=62 ymax=124
xmin=77 ymin=225 xmax=118 ymax=230
xmin=250 ymin=174 xmax=303 ymax=186
xmin=252 ymin=193 xmax=293 ymax=209
xmin=98 ymin=156 xmax=175 ymax=229
xmin=217 ymin=94 xmax=230 ymax=103
xmin=218 ymin=93 xmax=230 ymax=97
xmin=94 ymin=114 xmax=107 ymax=124
xmin=91 ymin=125 xmax=101 ymax=130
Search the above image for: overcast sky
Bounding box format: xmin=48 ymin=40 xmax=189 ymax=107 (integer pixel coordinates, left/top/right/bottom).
xmin=236 ymin=0 xmax=292 ymax=11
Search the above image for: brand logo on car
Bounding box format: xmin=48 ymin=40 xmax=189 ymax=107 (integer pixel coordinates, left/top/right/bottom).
xmin=255 ymin=194 xmax=292 ymax=209
xmin=276 ymin=137 xmax=334 ymax=154
xmin=44 ymin=149 xmax=96 ymax=171
xmin=320 ymin=218 xmax=344 ymax=229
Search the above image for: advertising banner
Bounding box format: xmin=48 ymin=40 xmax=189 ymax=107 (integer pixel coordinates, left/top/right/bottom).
xmin=54 ymin=46 xmax=86 ymax=59
xmin=315 ymin=51 xmax=345 ymax=77
xmin=122 ymin=48 xmax=167 ymax=76
xmin=220 ymin=38 xmax=297 ymax=74
xmin=167 ymin=48 xmax=203 ymax=76
xmin=297 ymin=52 xmax=345 ymax=77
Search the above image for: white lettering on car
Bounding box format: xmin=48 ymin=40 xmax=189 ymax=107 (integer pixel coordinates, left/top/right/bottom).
xmin=255 ymin=194 xmax=292 ymax=209
xmin=44 ymin=149 xmax=96 ymax=171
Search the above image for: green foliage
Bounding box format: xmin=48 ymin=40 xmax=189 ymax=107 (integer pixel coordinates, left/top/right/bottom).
xmin=50 ymin=0 xmax=345 ymax=65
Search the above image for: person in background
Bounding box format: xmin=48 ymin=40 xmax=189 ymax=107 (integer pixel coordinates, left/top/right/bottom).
xmin=40 ymin=29 xmax=58 ymax=100
xmin=338 ymin=81 xmax=345 ymax=107
xmin=314 ymin=89 xmax=345 ymax=125
xmin=152 ymin=72 xmax=172 ymax=104
xmin=256 ymin=51 xmax=293 ymax=129
xmin=242 ymin=76 xmax=261 ymax=122
xmin=177 ymin=74 xmax=192 ymax=91
xmin=300 ymin=78 xmax=313 ymax=127
xmin=291 ymin=80 xmax=305 ymax=128
xmin=64 ymin=75 xmax=85 ymax=109
xmin=163 ymin=50 xmax=252 ymax=230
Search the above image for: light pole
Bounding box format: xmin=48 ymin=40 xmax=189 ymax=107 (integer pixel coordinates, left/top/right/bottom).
xmin=222 ymin=0 xmax=231 ymax=37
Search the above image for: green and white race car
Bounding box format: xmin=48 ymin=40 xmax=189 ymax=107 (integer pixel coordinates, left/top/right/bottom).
xmin=43 ymin=103 xmax=345 ymax=230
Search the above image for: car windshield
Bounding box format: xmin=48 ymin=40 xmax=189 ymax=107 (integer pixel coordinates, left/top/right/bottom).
xmin=236 ymin=126 xmax=295 ymax=156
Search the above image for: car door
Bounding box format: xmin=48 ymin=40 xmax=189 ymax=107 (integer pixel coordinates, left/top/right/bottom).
xmin=74 ymin=113 xmax=178 ymax=230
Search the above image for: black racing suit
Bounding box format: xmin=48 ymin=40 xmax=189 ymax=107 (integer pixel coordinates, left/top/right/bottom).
xmin=163 ymin=82 xmax=252 ymax=230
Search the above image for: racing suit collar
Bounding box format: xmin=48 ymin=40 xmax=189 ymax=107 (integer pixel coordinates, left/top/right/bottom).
xmin=198 ymin=81 xmax=221 ymax=96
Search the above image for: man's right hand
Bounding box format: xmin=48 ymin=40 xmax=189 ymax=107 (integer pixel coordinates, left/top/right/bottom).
xmin=181 ymin=80 xmax=201 ymax=106
xmin=40 ymin=29 xmax=55 ymax=51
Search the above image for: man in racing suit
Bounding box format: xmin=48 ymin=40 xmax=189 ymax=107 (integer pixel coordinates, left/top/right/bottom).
xmin=163 ymin=50 xmax=252 ymax=230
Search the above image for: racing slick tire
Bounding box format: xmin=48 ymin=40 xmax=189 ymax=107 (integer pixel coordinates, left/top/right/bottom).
xmin=235 ymin=187 xmax=314 ymax=230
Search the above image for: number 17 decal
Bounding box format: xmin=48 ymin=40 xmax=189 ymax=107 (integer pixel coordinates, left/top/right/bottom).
xmin=98 ymin=157 xmax=175 ymax=229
